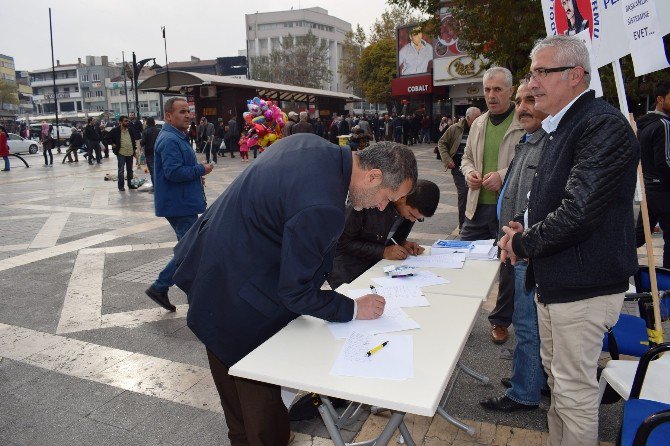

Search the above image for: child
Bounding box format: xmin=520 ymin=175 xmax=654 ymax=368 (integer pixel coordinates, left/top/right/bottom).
xmin=238 ymin=135 xmax=250 ymax=163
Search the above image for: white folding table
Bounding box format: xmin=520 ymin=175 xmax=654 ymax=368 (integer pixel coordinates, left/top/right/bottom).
xmin=230 ymin=292 xmax=483 ymax=445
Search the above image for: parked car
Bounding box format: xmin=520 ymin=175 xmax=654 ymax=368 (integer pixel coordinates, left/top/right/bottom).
xmin=7 ymin=133 xmax=41 ymax=154
xmin=29 ymin=124 xmax=73 ymax=145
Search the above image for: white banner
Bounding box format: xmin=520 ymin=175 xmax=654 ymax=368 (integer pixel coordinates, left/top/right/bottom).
xmin=542 ymin=0 xmax=669 ymax=69
xmin=575 ymin=30 xmax=604 ymax=97
xmin=621 ymin=0 xmax=670 ymax=76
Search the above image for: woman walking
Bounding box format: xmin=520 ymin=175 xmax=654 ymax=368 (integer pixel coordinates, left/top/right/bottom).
xmin=0 ymin=125 xmax=10 ymax=171
xmin=41 ymin=121 xmax=53 ymax=166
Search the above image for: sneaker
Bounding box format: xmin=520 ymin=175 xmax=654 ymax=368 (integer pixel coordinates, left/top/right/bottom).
xmin=145 ymin=286 xmax=176 ymax=312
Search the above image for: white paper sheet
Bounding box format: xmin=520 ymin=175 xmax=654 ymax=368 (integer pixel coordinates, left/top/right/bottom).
xmin=372 ymin=270 xmax=449 ymax=289
xmin=401 ymin=253 xmax=466 ymax=269
xmin=347 ymin=285 xmax=430 ymax=308
xmin=327 ymin=304 xmax=420 ymax=339
xmin=330 ymin=332 xmax=414 ymax=380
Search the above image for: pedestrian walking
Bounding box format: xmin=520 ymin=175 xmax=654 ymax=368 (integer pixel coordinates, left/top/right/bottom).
xmin=41 ymin=121 xmax=53 ymax=166
xmin=0 ymin=125 xmax=10 ymax=172
xmin=107 ymin=116 xmax=139 ymax=191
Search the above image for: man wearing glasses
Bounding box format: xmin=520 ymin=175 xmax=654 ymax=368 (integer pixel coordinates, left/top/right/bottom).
xmin=499 ymin=36 xmax=639 ymax=446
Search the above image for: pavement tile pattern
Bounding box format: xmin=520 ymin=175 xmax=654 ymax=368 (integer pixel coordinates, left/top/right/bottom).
xmin=0 ymin=144 xmax=662 ymax=445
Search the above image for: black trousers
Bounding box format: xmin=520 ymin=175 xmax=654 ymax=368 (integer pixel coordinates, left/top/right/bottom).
xmin=207 ymin=349 xmax=290 ymax=446
xmin=451 ymin=168 xmax=468 ymax=230
xmin=488 ymin=258 xmax=515 ymax=327
xmin=636 ymin=187 xmax=670 ymax=268
xmin=87 ymin=142 xmax=101 ymax=163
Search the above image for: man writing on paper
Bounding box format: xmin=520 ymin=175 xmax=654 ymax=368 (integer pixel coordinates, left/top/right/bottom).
xmin=498 ymin=36 xmax=639 ymax=446
xmin=172 ymin=138 xmax=416 ymax=445
xmin=329 ymin=179 xmax=440 ymax=289
xmin=480 ymin=79 xmax=549 ymax=413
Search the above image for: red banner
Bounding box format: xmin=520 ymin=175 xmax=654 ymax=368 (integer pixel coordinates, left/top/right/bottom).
xmin=391 ymin=74 xmax=434 ymax=96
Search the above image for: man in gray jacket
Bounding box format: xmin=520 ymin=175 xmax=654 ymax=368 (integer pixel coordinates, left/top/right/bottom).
xmin=480 ymin=80 xmax=548 ymax=412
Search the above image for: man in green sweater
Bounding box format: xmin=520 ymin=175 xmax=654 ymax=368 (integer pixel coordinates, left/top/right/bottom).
xmin=461 ymin=67 xmax=524 ymax=344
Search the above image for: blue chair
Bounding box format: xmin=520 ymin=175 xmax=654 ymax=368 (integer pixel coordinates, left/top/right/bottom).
xmin=619 ymin=342 xmax=670 ymax=445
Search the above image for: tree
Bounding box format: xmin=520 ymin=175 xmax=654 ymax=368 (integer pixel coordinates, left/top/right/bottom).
xmin=339 ymin=25 xmax=367 ymax=97
xmin=369 ymin=5 xmax=427 ymax=43
xmin=0 ymin=79 xmax=19 ymax=111
xmin=359 ymin=38 xmax=398 ymax=112
xmin=249 ymin=30 xmax=331 ymax=89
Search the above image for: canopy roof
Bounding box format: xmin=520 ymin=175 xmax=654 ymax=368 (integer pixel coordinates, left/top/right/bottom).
xmin=138 ymin=70 xmax=361 ymax=103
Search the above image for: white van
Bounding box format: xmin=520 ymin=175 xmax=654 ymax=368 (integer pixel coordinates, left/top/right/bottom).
xmin=29 ymin=123 xmax=73 ymax=144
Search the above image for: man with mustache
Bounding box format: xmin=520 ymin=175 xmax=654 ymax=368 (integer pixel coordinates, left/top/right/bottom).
xmin=460 ymin=67 xmax=525 ymax=344
xmin=499 ymin=36 xmax=638 ymax=445
xmin=480 ymin=80 xmax=549 ymax=412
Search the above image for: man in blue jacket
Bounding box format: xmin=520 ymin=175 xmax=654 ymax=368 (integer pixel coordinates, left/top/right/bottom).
xmin=172 ymin=137 xmax=416 ymax=445
xmin=145 ymin=97 xmax=213 ymax=311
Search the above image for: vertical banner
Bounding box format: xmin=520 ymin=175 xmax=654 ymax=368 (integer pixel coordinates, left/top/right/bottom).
xmin=621 ymin=0 xmax=670 ymax=76
xmin=540 ymin=0 xmax=604 ymax=96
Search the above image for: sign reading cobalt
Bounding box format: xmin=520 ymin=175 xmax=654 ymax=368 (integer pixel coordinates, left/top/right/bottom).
xmin=391 ymin=74 xmax=433 ymax=96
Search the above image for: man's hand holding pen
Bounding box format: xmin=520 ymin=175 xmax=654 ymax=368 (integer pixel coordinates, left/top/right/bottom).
xmin=355 ymin=285 xmax=386 ymax=320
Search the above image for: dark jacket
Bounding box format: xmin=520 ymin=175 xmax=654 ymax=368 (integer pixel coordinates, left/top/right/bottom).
xmin=173 ymin=134 xmax=355 ymax=366
xmin=83 ymin=124 xmax=100 ymax=145
xmin=637 ymin=111 xmax=670 ymax=191
xmin=129 ymin=119 xmax=143 ymax=139
xmin=329 ymin=205 xmax=414 ymax=289
xmin=153 ymin=123 xmax=206 ymax=217
xmin=292 ymin=121 xmax=314 ymax=134
xmin=68 ymin=130 xmax=83 ymax=148
xmin=140 ymin=125 xmax=160 ymax=158
xmin=511 ymin=91 xmax=640 ymax=304
xmin=106 ymin=125 xmax=137 ymax=155
xmin=498 ymin=130 xmax=546 ymax=238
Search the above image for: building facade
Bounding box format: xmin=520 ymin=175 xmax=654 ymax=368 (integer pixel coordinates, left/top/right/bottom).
xmin=30 ymin=56 xmax=122 ymax=117
xmin=245 ymin=7 xmax=351 ymax=92
xmin=106 ymin=68 xmax=162 ymax=118
xmin=0 ymin=54 xmax=19 ymax=116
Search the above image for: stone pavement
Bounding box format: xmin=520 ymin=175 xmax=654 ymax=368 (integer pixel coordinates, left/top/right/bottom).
xmin=0 ymin=144 xmax=662 ymax=445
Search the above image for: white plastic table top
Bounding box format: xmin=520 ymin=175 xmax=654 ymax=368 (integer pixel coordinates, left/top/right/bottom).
xmin=336 ymin=248 xmax=501 ymax=300
xmin=229 ymin=292 xmax=482 ymax=417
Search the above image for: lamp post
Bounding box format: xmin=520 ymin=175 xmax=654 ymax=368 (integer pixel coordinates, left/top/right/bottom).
xmin=131 ymin=52 xmax=158 ymax=118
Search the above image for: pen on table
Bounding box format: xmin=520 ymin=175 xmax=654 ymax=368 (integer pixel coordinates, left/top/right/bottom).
xmin=369 ymin=285 xmax=378 ymax=295
xmin=366 ymin=341 xmax=389 ymax=357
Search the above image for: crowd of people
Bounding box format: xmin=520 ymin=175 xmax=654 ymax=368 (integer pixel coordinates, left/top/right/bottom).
xmin=3 ymin=33 xmax=667 ymax=446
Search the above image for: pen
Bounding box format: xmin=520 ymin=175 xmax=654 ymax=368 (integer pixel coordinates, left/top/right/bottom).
xmin=366 ymin=341 xmax=389 ymax=357
xmin=369 ymin=285 xmax=377 ymax=295
xmin=390 ymin=237 xmax=399 ymax=245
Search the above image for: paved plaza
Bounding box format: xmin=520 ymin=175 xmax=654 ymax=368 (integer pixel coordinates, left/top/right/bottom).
xmin=0 ymin=144 xmax=661 ymax=445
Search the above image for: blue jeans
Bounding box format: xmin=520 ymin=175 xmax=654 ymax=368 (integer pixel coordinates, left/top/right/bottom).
xmin=152 ymin=214 xmax=198 ymax=292
xmin=506 ymin=260 xmax=546 ymax=405
xmin=2 ymin=156 xmax=9 ymax=171
xmin=117 ymin=154 xmax=133 ymax=189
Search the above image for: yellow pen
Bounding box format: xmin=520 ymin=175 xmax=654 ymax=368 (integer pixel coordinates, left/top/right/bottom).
xmin=366 ymin=341 xmax=389 ymax=357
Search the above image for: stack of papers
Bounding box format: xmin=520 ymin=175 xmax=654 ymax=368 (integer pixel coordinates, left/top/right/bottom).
xmin=467 ymin=240 xmax=498 ymax=260
xmin=372 ymin=270 xmax=449 ymax=288
xmin=431 ymin=239 xmax=473 ymax=254
xmin=346 ymin=285 xmax=430 ymax=308
xmin=402 ymin=252 xmax=466 ymax=269
xmin=327 ymin=304 xmax=420 ymax=339
xmin=330 ymin=331 xmax=413 ymax=380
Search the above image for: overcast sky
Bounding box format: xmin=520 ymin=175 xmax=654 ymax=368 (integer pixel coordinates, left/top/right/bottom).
xmin=1 ymin=0 xmax=390 ymax=71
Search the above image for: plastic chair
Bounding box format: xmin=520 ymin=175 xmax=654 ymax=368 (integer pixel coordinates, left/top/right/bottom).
xmin=618 ymin=343 xmax=670 ymax=445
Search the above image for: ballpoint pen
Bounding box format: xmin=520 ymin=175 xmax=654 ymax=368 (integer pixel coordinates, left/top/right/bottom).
xmin=369 ymin=285 xmax=378 ymax=295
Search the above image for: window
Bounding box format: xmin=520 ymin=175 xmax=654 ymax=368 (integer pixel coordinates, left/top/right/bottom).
xmin=80 ymin=74 xmax=89 ymax=82
xmin=259 ymin=39 xmax=268 ymax=50
xmin=92 ymin=72 xmax=99 ymax=81
xmin=63 ymin=87 xmax=69 ymax=92
xmin=85 ymin=91 xmax=92 ymax=98
xmin=247 ymin=40 xmax=255 ymax=50
xmin=95 ymin=90 xmax=104 ymax=97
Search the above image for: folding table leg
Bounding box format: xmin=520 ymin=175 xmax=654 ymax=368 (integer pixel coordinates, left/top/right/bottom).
xmin=436 ymin=361 xmax=489 ymax=436
xmin=317 ymin=396 xmax=414 ymax=446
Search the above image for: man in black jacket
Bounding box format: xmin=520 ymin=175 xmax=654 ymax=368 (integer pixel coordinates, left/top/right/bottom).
xmin=140 ymin=117 xmax=160 ymax=189
xmin=635 ymin=80 xmax=670 ymax=268
xmin=499 ymin=36 xmax=639 ymax=446
xmin=83 ymin=117 xmax=102 ymax=165
xmin=329 ymin=179 xmax=440 ymax=289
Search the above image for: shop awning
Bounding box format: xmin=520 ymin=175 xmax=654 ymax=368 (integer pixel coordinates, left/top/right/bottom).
xmin=138 ymin=71 xmax=361 ymax=103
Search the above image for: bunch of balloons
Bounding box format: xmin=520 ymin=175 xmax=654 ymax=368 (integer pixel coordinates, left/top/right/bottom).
xmin=239 ymin=97 xmax=287 ymax=150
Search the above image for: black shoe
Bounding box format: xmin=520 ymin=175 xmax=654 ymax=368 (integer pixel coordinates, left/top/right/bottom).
xmin=128 ymin=185 xmax=138 ymax=190
xmin=119 ymin=188 xmax=126 ymax=191
xmin=89 ymin=161 xmax=94 ymax=165
xmin=501 ymin=378 xmax=551 ymax=397
xmin=145 ymin=286 xmax=176 ymax=312
xmin=479 ymin=395 xmax=538 ymax=412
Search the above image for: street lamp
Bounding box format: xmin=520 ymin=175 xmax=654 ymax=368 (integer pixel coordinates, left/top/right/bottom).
xmin=131 ymin=52 xmax=161 ymax=118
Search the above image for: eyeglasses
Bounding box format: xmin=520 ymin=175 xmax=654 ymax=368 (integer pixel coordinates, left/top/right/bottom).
xmin=524 ymin=66 xmax=589 ymax=81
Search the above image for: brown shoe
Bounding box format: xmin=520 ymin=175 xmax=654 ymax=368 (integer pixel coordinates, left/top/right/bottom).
xmin=491 ymin=325 xmax=509 ymax=344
